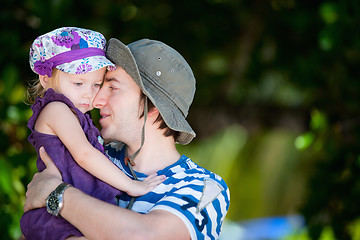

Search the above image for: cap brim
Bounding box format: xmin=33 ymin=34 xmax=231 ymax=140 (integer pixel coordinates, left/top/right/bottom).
xmin=55 ymin=55 xmax=115 ymax=74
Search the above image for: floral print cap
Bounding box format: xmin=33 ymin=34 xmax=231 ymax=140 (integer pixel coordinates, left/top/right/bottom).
xmin=29 ymin=27 xmax=115 ymax=77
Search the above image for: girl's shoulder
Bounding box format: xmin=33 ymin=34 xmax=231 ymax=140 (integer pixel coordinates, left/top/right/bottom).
xmin=35 ymin=101 xmax=77 ymax=135
xmin=30 ymin=89 xmax=77 ymax=117
xmin=29 ymin=88 xmax=82 ymax=127
xmin=39 ymin=100 xmax=75 ymax=117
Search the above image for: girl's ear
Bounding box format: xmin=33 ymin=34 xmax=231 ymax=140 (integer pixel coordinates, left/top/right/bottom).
xmin=39 ymin=75 xmax=49 ymax=89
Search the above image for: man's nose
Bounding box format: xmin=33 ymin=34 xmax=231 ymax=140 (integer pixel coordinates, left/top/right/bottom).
xmin=93 ymin=88 xmax=106 ymax=109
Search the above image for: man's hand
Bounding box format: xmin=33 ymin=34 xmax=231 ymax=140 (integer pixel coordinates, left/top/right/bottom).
xmin=23 ymin=147 xmax=63 ymax=212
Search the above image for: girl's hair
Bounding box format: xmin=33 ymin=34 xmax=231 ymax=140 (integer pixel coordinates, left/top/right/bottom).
xmin=26 ymin=69 xmax=61 ymax=104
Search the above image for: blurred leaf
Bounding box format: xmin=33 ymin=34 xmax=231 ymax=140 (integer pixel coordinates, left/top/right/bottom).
xmin=0 ymin=64 xmax=19 ymax=99
xmin=310 ymin=109 xmax=328 ymax=131
xmin=6 ymin=106 xmax=22 ymax=124
xmin=203 ymin=53 xmax=229 ymax=76
xmin=0 ymin=157 xmax=13 ymax=195
xmin=319 ymin=226 xmax=336 ymax=240
xmin=318 ymin=30 xmax=333 ymax=51
xmin=319 ymin=2 xmax=338 ymax=24
xmin=295 ymin=132 xmax=314 ymax=150
xmin=9 ymin=84 xmax=27 ymax=105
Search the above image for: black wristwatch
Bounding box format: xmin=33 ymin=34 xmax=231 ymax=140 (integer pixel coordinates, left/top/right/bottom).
xmin=45 ymin=183 xmax=71 ymax=217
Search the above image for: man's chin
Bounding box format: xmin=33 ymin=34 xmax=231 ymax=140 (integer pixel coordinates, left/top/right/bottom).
xmin=100 ymin=130 xmax=108 ymax=139
xmin=100 ymin=131 xmax=114 ymax=142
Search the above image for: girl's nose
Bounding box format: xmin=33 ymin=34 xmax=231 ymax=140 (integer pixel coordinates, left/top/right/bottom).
xmin=84 ymin=86 xmax=98 ymax=99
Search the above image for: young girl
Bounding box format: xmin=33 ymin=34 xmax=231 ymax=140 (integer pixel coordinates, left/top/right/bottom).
xmin=20 ymin=27 xmax=165 ymax=240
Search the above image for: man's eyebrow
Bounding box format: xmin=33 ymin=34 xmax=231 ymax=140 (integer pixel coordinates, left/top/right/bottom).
xmin=104 ymin=77 xmax=118 ymax=83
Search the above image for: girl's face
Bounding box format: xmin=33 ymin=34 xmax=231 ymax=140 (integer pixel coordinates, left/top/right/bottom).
xmin=57 ymin=68 xmax=106 ymax=113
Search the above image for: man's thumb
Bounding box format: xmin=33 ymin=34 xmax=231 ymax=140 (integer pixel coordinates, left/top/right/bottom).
xmin=39 ymin=146 xmax=55 ymax=168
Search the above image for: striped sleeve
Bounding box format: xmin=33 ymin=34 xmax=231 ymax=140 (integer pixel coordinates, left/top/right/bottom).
xmin=151 ymin=171 xmax=230 ymax=240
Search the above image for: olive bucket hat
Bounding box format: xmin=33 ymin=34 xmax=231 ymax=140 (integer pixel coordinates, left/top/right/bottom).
xmin=106 ymin=38 xmax=196 ymax=145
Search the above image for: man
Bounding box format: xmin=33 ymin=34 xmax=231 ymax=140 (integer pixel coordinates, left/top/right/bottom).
xmin=23 ymin=38 xmax=230 ymax=239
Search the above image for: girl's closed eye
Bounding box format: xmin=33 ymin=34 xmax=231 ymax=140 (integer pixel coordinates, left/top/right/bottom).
xmin=74 ymin=82 xmax=83 ymax=86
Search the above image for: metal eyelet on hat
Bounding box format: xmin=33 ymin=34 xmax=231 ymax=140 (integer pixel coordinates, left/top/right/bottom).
xmin=156 ymin=71 xmax=161 ymax=76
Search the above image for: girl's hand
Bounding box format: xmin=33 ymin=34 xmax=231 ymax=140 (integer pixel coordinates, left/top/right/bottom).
xmin=127 ymin=174 xmax=166 ymax=197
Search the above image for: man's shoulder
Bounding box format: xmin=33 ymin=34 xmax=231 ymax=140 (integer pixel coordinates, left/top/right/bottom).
xmin=173 ymin=156 xmax=228 ymax=189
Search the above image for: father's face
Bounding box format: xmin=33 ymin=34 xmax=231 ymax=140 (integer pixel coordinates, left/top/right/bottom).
xmin=93 ymin=67 xmax=143 ymax=143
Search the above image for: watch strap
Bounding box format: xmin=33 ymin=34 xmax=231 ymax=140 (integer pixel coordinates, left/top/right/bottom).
xmin=46 ymin=182 xmax=71 ymax=217
xmin=54 ymin=182 xmax=71 ymax=195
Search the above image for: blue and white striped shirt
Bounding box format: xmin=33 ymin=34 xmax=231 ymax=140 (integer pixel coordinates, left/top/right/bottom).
xmin=106 ymin=143 xmax=230 ymax=240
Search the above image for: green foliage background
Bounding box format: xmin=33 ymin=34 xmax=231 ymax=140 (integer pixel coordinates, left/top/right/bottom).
xmin=1 ymin=0 xmax=360 ymax=239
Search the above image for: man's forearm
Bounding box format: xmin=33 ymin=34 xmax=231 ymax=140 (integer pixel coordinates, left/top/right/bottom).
xmin=61 ymin=187 xmax=149 ymax=239
xmin=60 ymin=187 xmax=189 ymax=240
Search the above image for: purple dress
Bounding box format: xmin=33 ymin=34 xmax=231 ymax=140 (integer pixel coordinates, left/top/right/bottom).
xmin=20 ymin=89 xmax=121 ymax=240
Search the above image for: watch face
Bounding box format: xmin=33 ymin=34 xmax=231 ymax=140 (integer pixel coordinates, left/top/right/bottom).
xmin=47 ymin=195 xmax=59 ymax=211
xmin=46 ymin=183 xmax=70 ymax=216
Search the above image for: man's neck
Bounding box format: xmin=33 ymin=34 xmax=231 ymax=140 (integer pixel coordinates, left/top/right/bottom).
xmin=126 ymin=138 xmax=181 ymax=175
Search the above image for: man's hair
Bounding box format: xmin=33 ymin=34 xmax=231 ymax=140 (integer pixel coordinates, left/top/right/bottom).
xmin=139 ymin=92 xmax=180 ymax=140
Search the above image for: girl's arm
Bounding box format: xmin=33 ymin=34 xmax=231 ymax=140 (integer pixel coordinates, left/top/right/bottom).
xmin=36 ymin=102 xmax=164 ymax=196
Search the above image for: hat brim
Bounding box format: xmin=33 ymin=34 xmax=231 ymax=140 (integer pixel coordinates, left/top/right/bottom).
xmin=106 ymin=38 xmax=195 ymax=145
xmin=141 ymin=73 xmax=196 ymax=144
xmin=106 ymin=38 xmax=144 ymax=89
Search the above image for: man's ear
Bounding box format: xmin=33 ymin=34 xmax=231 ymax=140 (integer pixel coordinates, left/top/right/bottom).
xmin=39 ymin=75 xmax=49 ymax=89
xmin=148 ymin=107 xmax=160 ymax=117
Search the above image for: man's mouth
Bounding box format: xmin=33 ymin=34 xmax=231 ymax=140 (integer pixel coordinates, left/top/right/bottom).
xmin=100 ymin=112 xmax=110 ymax=119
